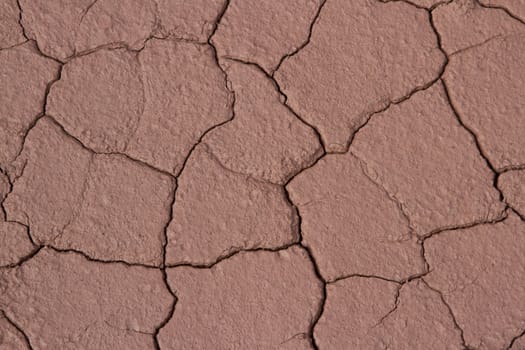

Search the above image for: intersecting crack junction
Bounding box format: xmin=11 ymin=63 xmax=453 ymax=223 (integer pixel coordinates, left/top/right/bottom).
xmin=1 ymin=0 xmax=525 ymax=349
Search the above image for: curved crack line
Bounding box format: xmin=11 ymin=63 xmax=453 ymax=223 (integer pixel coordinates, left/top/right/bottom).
xmin=507 ymin=329 xmax=525 ymax=350
xmin=0 ymin=167 xmax=12 ymax=221
xmin=166 ymin=243 xmax=299 ymax=270
xmin=419 ymin=207 xmax=514 ymax=287
xmin=0 ymin=309 xmax=34 ymax=350
xmin=14 ymin=0 xmax=63 ymax=65
xmin=449 ymin=33 xmax=508 ymax=57
xmin=343 ymin=8 xmax=448 ymax=154
xmin=499 ymin=164 xmax=525 ymax=173
xmin=297 ymin=244 xmax=327 ymax=350
xmin=79 ymin=0 xmax=100 ymax=25
xmin=508 ymin=207 xmax=525 ymax=222
xmin=1 ymin=60 xmax=63 ymax=255
xmin=8 ymin=62 xmax=63 ymax=174
xmin=0 ymin=39 xmax=29 ymax=51
xmin=153 ymin=155 xmax=177 ymax=349
xmin=50 ymin=154 xmax=94 ymax=245
xmin=372 ymin=284 xmax=402 ymax=329
xmin=43 ymin=115 xmax=176 ymax=180
xmin=281 ymin=155 xmax=328 ymax=350
xmin=122 ymin=52 xmax=147 ymax=155
xmin=352 ymin=153 xmax=417 ymax=236
xmin=422 ymin=208 xmax=509 ymax=240
xmin=378 ymin=0 xmax=453 ymax=10
xmin=421 ymin=279 xmax=473 ymax=349
xmin=475 ymin=0 xmax=525 ymax=26
xmin=47 ymin=246 xmax=162 ymax=269
xmin=271 ymin=0 xmax=328 ymax=76
xmin=222 ymin=56 xmax=327 ymax=155
xmin=0 ymin=246 xmax=41 ymax=270
xmin=440 ymin=79 xmax=506 ymax=204
xmin=330 ymin=274 xmax=402 ymax=286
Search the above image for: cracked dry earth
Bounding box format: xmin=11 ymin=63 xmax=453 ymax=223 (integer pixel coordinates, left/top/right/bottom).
xmin=1 ymin=1 xmax=525 ymax=350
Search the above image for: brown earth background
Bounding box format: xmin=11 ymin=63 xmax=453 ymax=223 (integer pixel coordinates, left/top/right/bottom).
xmin=1 ymin=0 xmax=525 ymax=349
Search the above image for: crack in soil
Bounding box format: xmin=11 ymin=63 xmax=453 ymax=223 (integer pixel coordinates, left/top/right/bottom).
xmin=271 ymin=0 xmax=329 ymax=76
xmin=421 ymin=280 xmax=473 ymax=350
xmin=0 ymin=309 xmax=34 ymax=350
xmin=475 ymin=0 xmax=525 ymax=26
xmin=3 ymin=0 xmax=525 ymax=348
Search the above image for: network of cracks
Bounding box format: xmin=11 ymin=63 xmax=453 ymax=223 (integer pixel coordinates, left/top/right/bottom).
xmin=1 ymin=0 xmax=525 ymax=349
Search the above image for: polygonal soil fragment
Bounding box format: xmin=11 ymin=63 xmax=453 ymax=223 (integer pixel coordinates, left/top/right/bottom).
xmin=315 ymin=277 xmax=398 ymax=349
xmin=499 ymin=170 xmax=525 ymax=216
xmin=4 ymin=118 xmax=92 ymax=243
xmin=127 ymin=39 xmax=233 ymax=175
xmin=159 ymin=246 xmax=323 ymax=349
xmin=351 ymin=83 xmax=504 ymax=236
xmin=275 ymin=0 xmax=445 ymax=152
xmin=0 ymin=312 xmax=29 ymax=350
xmin=372 ymin=281 xmax=464 ymax=349
xmin=212 ymin=0 xmax=323 ymax=73
xmin=166 ymin=145 xmax=297 ymax=266
xmin=55 ymin=154 xmax=174 ymax=265
xmin=0 ymin=0 xmax=25 ymax=49
xmin=47 ymin=48 xmax=143 ymax=153
xmin=204 ymin=60 xmax=322 ymax=184
xmin=433 ymin=0 xmax=524 ymax=55
xmin=0 ymin=42 xmax=60 ymax=168
xmin=287 ymin=153 xmax=424 ymax=282
xmin=444 ymin=33 xmax=525 ymax=170
xmin=5 ymin=118 xmax=174 ymax=265
xmin=0 ymin=222 xmax=34 ymax=267
xmin=424 ymin=213 xmax=525 ymax=349
xmin=155 ymin=0 xmax=226 ymax=42
xmin=19 ymin=0 xmax=157 ymax=61
xmin=479 ymin=0 xmax=525 ymax=22
xmin=48 ymin=41 xmax=232 ymax=174
xmin=0 ymin=248 xmax=172 ymax=350
xmin=315 ymin=278 xmax=463 ymax=349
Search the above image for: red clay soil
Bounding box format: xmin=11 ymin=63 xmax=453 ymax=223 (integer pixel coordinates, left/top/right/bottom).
xmin=1 ymin=0 xmax=525 ymax=349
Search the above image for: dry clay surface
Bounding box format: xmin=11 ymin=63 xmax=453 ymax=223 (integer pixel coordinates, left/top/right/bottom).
xmin=1 ymin=0 xmax=525 ymax=349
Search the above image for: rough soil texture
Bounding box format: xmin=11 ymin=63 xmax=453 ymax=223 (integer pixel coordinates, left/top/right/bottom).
xmin=1 ymin=0 xmax=524 ymax=349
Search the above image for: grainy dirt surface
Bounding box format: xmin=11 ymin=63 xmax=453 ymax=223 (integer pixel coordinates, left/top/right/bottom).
xmin=1 ymin=0 xmax=525 ymax=349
